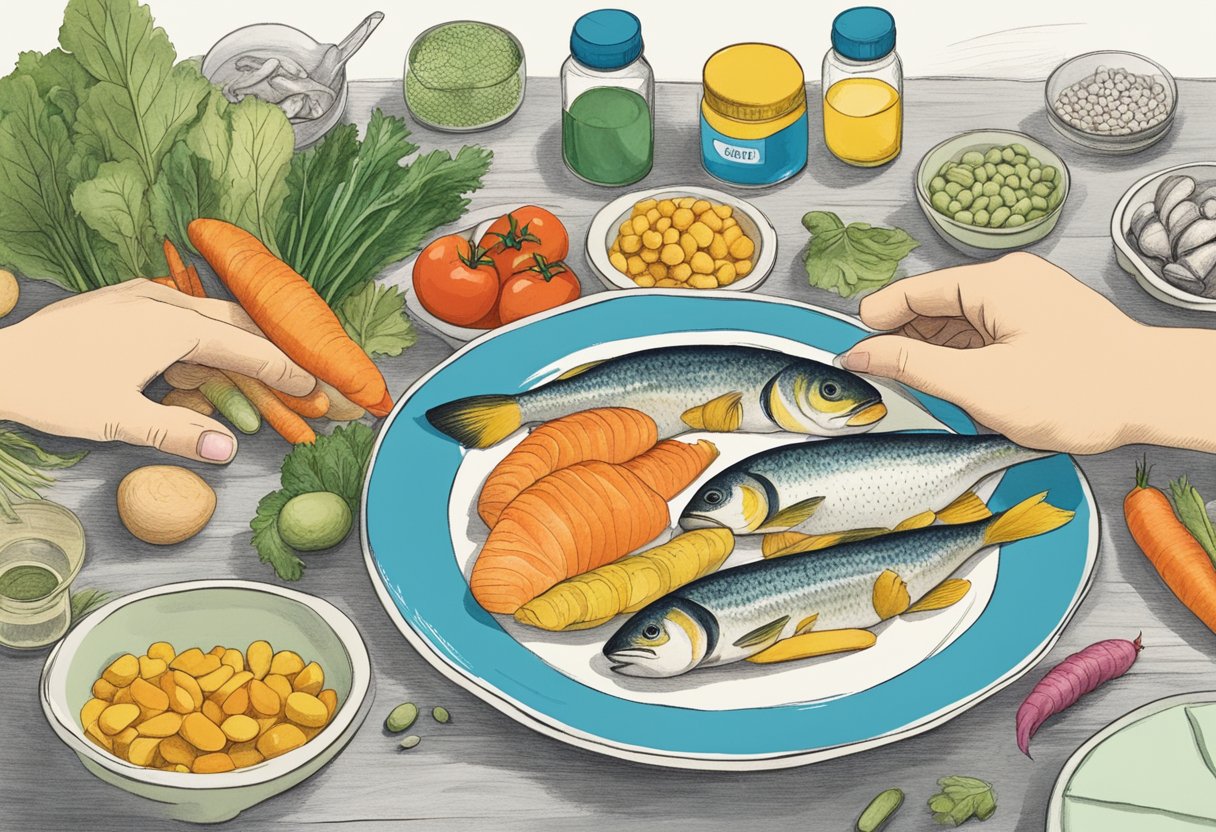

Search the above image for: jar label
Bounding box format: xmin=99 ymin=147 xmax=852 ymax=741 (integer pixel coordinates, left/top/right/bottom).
xmin=711 ymin=138 xmax=763 ymax=165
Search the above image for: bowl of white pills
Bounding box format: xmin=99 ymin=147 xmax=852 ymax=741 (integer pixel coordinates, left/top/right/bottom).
xmin=1045 ymin=51 xmax=1177 ymax=154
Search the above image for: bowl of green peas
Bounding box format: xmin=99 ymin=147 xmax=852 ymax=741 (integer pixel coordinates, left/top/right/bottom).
xmin=915 ymin=130 xmax=1070 ymax=257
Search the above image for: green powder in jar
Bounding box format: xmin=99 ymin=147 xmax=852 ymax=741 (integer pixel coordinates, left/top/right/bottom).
xmin=405 ymin=22 xmax=524 ymax=130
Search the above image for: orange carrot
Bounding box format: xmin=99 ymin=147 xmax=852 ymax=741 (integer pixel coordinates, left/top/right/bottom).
xmin=271 ymin=387 xmax=330 ymax=420
xmin=185 ymin=264 xmax=206 ymax=298
xmin=478 ymin=408 xmax=658 ymax=527
xmin=1125 ymin=459 xmax=1216 ymax=633
xmin=149 ymin=276 xmax=176 ymax=288
xmin=471 ymin=461 xmax=671 ymax=614
xmin=188 ymin=219 xmax=393 ymax=417
xmin=225 ymin=372 xmax=316 ymax=445
xmin=620 ymin=439 xmax=720 ymax=501
xmin=163 ymin=240 xmax=204 ymax=298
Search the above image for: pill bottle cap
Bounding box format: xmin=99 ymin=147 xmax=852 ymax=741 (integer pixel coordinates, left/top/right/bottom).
xmin=570 ymin=9 xmax=643 ymax=71
xmin=831 ymin=7 xmax=896 ymax=62
xmin=702 ymin=43 xmax=806 ymax=122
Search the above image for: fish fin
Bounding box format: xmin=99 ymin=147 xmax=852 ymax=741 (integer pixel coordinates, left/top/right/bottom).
xmin=426 ymin=394 xmax=521 ymax=449
xmin=794 ymin=613 xmax=819 ymax=635
xmin=872 ymin=569 xmax=910 ymax=620
xmin=762 ymin=532 xmax=810 ymax=558
xmin=756 ymin=497 xmax=825 ymax=532
xmin=984 ymin=492 xmax=1074 ymax=546
xmin=554 ymin=360 xmax=605 ymax=381
xmin=907 ymin=579 xmax=972 ymax=613
xmin=681 ymin=392 xmax=744 ymax=432
xmin=936 ymin=491 xmax=993 ymax=525
xmin=732 ymin=615 xmax=790 ymax=649
xmin=894 ymin=510 xmax=937 ymax=531
xmin=764 ymin=528 xmax=890 ymax=558
xmin=746 ymin=629 xmax=876 ymax=664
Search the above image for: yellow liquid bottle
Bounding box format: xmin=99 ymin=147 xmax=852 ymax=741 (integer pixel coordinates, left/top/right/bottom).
xmin=824 ymin=77 xmax=901 ymax=167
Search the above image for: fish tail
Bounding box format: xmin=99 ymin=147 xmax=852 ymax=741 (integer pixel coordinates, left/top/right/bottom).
xmin=983 ymin=492 xmax=1074 ymax=546
xmin=426 ymin=394 xmax=522 ymax=448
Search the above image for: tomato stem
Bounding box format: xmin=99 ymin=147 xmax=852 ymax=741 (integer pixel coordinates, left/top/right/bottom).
xmin=487 ymin=212 xmax=541 ymax=252
xmin=457 ymin=240 xmax=494 ymax=269
xmin=526 ymin=254 xmax=569 ymax=282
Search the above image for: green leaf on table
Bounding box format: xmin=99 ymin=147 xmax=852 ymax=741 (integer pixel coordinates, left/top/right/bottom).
xmin=70 ymin=587 xmax=114 ymax=625
xmin=929 ymin=776 xmax=996 ymax=826
xmin=218 ymin=95 xmax=294 ymax=255
xmin=251 ymin=424 xmax=376 ymax=580
xmin=802 ymin=210 xmax=919 ymax=299
xmin=336 ymin=282 xmax=417 ymax=358
xmin=72 ymin=159 xmax=159 ymax=276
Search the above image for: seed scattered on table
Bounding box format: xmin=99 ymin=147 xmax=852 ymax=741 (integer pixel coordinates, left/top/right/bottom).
xmin=398 ymin=734 xmax=421 ymax=750
xmin=432 ymin=706 xmax=450 ymax=724
xmin=385 ymin=702 xmax=418 ymax=733
xmin=1052 ymin=65 xmax=1170 ymax=136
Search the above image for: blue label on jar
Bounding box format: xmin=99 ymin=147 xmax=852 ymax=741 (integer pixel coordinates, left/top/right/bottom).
xmin=700 ymin=111 xmax=808 ymax=186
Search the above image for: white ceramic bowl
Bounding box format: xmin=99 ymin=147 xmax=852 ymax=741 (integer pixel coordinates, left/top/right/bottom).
xmin=585 ymin=186 xmax=777 ymax=292
xmin=40 ymin=581 xmax=372 ymax=824
xmin=915 ymin=130 xmax=1070 ymax=259
xmin=1111 ymin=162 xmax=1216 ymax=312
xmin=1045 ymin=51 xmax=1177 ymax=155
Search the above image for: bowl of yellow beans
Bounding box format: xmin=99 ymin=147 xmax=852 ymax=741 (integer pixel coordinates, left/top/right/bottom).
xmin=39 ymin=580 xmax=372 ymax=823
xmin=586 ymin=186 xmax=777 ymax=292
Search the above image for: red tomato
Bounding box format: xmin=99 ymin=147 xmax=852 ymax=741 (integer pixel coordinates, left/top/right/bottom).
xmin=478 ymin=206 xmax=569 ymax=279
xmin=498 ymin=255 xmax=582 ymax=324
xmin=412 ymin=235 xmax=500 ymax=326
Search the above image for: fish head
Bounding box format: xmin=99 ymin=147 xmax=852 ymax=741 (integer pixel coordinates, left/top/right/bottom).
xmin=767 ymin=364 xmax=886 ymax=435
xmin=604 ymin=598 xmax=718 ymax=678
xmin=679 ymin=470 xmax=771 ymax=533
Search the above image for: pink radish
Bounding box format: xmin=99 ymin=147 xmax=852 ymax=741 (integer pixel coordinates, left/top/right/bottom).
xmin=1015 ymin=635 xmax=1143 ymax=757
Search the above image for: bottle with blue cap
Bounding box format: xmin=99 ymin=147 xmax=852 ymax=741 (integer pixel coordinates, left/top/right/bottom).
xmin=562 ymin=9 xmax=654 ymax=186
xmin=822 ymin=6 xmax=903 ymax=167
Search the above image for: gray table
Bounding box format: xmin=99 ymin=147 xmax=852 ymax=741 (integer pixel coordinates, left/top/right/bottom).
xmin=4 ymin=77 xmax=1215 ymax=832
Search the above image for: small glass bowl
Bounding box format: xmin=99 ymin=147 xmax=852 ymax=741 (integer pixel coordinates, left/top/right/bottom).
xmin=1045 ymin=51 xmax=1177 ymax=155
xmin=0 ymin=500 xmax=85 ymax=649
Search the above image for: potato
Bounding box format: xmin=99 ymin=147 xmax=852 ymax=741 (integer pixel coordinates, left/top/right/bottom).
xmin=222 ymin=687 xmax=250 ymax=716
xmin=609 ymin=252 xmax=628 ymax=274
xmin=270 ymin=651 xmax=304 ymax=677
xmin=638 ymin=247 xmax=659 ymax=264
xmin=92 ymin=677 xmax=117 ymax=702
xmin=318 ymin=689 xmax=338 ymax=718
xmin=138 ymin=712 xmax=183 ymax=738
xmin=0 ymin=270 xmax=17 ymax=319
xmin=180 ymin=712 xmax=226 ymax=752
xmin=690 ymin=252 xmax=715 ymax=275
xmin=221 ymin=715 xmax=260 ymax=743
xmin=147 ymin=642 xmax=175 ymax=664
xmin=103 ymin=654 xmax=139 ymax=687
xmin=193 ymin=752 xmax=235 ymax=773
xmin=646 ymin=262 xmax=667 ymax=281
xmin=687 ymin=222 xmax=713 ymax=248
xmin=139 ymin=655 xmax=167 ymax=679
xmin=127 ymin=737 xmax=160 ymax=766
xmin=80 ymin=697 xmax=108 ymax=728
xmin=633 ymin=274 xmax=656 ymax=288
xmin=257 ymin=724 xmax=306 ymax=759
xmin=671 ymin=208 xmax=695 ymax=230
xmin=130 ymin=677 xmax=168 ymax=712
xmin=630 ymin=215 xmax=649 ymax=235
xmin=247 ymin=640 xmax=272 ymax=680
xmin=285 ymin=692 xmax=328 ymax=728
xmin=99 ymin=703 xmax=140 ymax=735
xmin=159 ymin=735 xmax=197 ymax=766
xmin=729 ymin=236 xmax=755 ymax=259
xmin=116 ymin=466 xmax=215 ymax=545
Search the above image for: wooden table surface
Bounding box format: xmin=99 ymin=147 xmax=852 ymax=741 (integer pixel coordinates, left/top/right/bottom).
xmin=4 ymin=77 xmax=1216 ymax=832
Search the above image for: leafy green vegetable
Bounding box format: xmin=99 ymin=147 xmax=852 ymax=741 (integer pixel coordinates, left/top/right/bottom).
xmin=70 ymin=587 xmax=114 ymax=624
xmin=802 ymin=210 xmax=919 ymax=299
xmin=0 ymin=428 xmax=87 ymax=522
xmin=252 ymin=424 xmax=375 ymax=580
xmin=336 ymin=282 xmax=417 ymax=357
xmin=1169 ymin=477 xmax=1216 ymax=565
xmin=277 ymin=110 xmax=493 ymax=307
xmin=0 ymin=0 xmax=295 ymax=290
xmin=928 ymin=776 xmax=996 ymax=826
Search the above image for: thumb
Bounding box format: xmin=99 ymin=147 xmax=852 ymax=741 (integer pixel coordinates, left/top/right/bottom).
xmin=841 ymin=334 xmax=979 ymax=402
xmin=109 ymin=399 xmax=238 ymax=464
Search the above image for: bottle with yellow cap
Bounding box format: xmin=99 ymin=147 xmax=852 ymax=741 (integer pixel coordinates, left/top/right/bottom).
xmin=699 ymin=43 xmax=808 ymax=187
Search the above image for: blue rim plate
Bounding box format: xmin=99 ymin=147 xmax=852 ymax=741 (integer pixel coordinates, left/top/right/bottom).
xmin=362 ymin=291 xmax=1098 ymax=769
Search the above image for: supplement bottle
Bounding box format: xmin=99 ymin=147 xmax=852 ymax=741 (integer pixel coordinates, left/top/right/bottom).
xmin=823 ymin=7 xmax=902 ymax=167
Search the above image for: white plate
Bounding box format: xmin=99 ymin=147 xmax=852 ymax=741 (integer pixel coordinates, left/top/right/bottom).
xmin=584 ymin=185 xmax=777 ymax=292
xmin=1111 ymin=162 xmax=1216 ymax=311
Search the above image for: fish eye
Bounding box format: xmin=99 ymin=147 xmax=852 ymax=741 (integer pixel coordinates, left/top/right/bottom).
xmin=820 ymin=381 xmax=842 ymax=401
xmin=642 ymin=624 xmax=661 ymax=639
xmin=703 ymin=489 xmax=724 ymax=505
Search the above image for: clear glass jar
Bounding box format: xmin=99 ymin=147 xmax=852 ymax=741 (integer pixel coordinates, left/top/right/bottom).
xmin=822 ymin=7 xmax=903 ymax=167
xmin=561 ymin=10 xmax=654 ymax=187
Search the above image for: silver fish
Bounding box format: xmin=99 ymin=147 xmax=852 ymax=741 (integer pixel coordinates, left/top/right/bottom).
xmin=426 ymin=345 xmax=886 ymax=448
xmin=680 ymin=434 xmax=1050 ymax=552
xmin=605 ymin=494 xmax=1073 ymax=677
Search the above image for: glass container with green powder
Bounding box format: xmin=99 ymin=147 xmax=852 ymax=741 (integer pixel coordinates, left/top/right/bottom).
xmin=405 ymin=21 xmax=525 ymax=132
xmin=0 ymin=500 xmax=85 ymax=649
xmin=561 ymin=10 xmax=654 ymax=186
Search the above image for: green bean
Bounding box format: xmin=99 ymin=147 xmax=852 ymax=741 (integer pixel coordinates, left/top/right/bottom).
xmin=956 ymin=189 xmax=973 ymax=209
xmin=1041 ymin=165 xmax=1057 ymax=182
xmin=1005 ymin=175 xmax=1020 ymax=189
xmin=1010 ymin=143 xmax=1029 ymax=156
xmin=982 ymin=181 xmax=1000 ymax=197
xmin=1000 ymin=186 xmax=1017 ymax=206
xmin=944 ymin=182 xmax=963 ymax=197
xmin=973 ymin=165 xmax=989 ymax=183
xmin=970 ymin=181 xmax=983 ymax=197
xmin=972 ymin=196 xmax=990 ymax=213
xmin=1014 ymin=163 xmax=1029 ymax=178
xmin=857 ymin=788 xmax=904 ymax=832
xmin=1029 ymin=168 xmax=1042 ymax=182
xmin=1031 ymin=182 xmax=1052 ymax=197
xmin=1027 ymin=156 xmax=1041 ymax=169
xmin=945 ymin=167 xmax=974 ymax=187
xmin=1001 ymin=147 xmax=1016 ymax=162
xmin=984 ymin=148 xmax=1002 ymax=164
xmin=996 ymin=162 xmax=1015 ymax=176
xmin=947 ymin=200 xmax=962 ymax=214
xmin=1030 ymin=195 xmax=1048 ymax=211
xmin=1026 ymin=208 xmax=1046 ymax=221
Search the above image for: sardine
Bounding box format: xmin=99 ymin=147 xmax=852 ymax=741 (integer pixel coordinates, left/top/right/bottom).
xmin=427 ymin=345 xmax=886 ymax=449
xmin=680 ymin=433 xmax=1050 ymax=553
xmin=605 ymin=493 xmax=1073 ymax=678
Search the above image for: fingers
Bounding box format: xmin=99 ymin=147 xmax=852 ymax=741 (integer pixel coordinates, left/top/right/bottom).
xmin=859 ymin=261 xmax=993 ymax=331
xmin=842 ymin=334 xmax=983 ymax=402
xmin=179 ymin=313 xmax=315 ymax=396
xmin=140 ymin=279 xmax=265 ymax=335
xmin=109 ymin=399 xmax=237 ymax=464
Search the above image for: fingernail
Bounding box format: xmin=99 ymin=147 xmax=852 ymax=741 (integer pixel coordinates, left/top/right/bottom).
xmin=198 ymin=431 xmax=234 ymax=462
xmin=842 ymin=351 xmax=870 ymax=372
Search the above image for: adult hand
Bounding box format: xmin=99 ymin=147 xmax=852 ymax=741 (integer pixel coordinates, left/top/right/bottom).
xmin=0 ymin=280 xmax=315 ymax=463
xmin=841 ymin=252 xmax=1216 ymax=454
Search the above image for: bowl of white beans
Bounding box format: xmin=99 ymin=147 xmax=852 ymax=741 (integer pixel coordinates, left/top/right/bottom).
xmin=1045 ymin=51 xmax=1177 ymax=154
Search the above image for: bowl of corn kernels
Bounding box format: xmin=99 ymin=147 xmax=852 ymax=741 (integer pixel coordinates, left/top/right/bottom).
xmin=39 ymin=580 xmax=371 ymax=823
xmin=586 ymin=186 xmax=777 ymax=292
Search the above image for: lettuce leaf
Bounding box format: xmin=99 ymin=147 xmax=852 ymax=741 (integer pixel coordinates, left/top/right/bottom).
xmin=802 ymin=210 xmax=920 ymax=299
xmin=336 ymin=281 xmax=416 ymax=358
xmin=217 ymin=96 xmax=294 ymax=255
xmin=72 ymin=159 xmax=159 ymax=276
